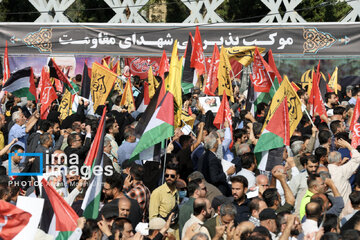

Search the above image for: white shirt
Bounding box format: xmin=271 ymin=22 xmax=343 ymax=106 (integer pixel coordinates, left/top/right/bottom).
xmin=328 ymin=149 xmax=360 ymax=215
xmin=302 ymin=219 xmax=319 ymax=236
xmin=236 ymin=168 xmax=256 ymax=188
xmin=182 ymin=214 xmax=204 ymax=239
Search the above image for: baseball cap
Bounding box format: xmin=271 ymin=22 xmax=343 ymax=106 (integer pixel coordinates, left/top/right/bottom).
xmin=148 ymin=218 xmax=166 ymax=230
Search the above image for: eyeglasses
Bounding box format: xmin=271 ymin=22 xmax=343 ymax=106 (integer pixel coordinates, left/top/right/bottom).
xmin=103 ymin=187 xmax=111 ymax=191
xmin=165 ymin=174 xmax=176 ymax=179
xmin=74 ymin=138 xmax=82 ymax=142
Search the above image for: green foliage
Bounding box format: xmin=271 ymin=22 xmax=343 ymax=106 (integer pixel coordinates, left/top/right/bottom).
xmin=0 ymin=0 xmax=38 ymax=22
xmin=0 ymin=0 xmax=354 ymax=23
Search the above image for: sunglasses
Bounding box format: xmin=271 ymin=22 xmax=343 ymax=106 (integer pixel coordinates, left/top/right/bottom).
xmin=165 ymin=174 xmax=176 ymax=179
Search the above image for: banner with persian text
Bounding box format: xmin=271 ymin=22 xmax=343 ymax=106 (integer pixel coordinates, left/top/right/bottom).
xmin=0 ymin=23 xmax=357 ymax=57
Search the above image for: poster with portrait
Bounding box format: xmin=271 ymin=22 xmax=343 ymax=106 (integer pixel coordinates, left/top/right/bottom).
xmin=198 ymin=96 xmax=220 ymax=113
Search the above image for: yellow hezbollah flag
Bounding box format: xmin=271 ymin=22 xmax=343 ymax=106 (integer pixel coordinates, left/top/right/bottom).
xmin=167 ymin=40 xmax=178 ymax=91
xmin=91 ymin=62 xmax=117 ymax=111
xmin=58 ymin=89 xmax=72 ymax=122
xmin=328 ymin=67 xmax=339 ymax=94
xmin=225 ymin=46 xmax=265 ymax=67
xmin=120 ymin=78 xmax=136 ymax=112
xmin=300 ymin=69 xmax=313 ymax=95
xmin=218 ymin=46 xmax=234 ymax=102
xmin=262 ymin=75 xmax=303 ymax=137
xmin=168 ymin=40 xmax=183 ymax=128
xmin=148 ymin=67 xmax=156 ymax=99
xmin=181 ymin=110 xmax=196 ymax=128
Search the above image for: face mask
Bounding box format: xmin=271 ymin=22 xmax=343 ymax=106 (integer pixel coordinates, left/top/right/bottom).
xmin=179 ymin=190 xmax=187 ymax=199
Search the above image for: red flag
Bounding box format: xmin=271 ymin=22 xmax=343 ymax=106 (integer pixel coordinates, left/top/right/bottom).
xmin=351 ymin=98 xmax=360 ymax=149
xmin=156 ymin=79 xmax=166 ymax=108
xmin=309 ymin=62 xmax=327 ymax=119
xmin=204 ymin=44 xmax=220 ymax=96
xmin=266 ymin=49 xmax=282 ymax=83
xmin=41 ymin=179 xmax=78 ymax=232
xmin=214 ymin=90 xmax=233 ymax=149
xmin=102 ymin=56 xmax=111 ymax=67
xmin=0 ymin=200 xmax=31 ymax=240
xmin=158 ymin=50 xmax=169 ymax=80
xmin=48 ymin=58 xmax=74 ymax=90
xmin=40 ymin=67 xmax=58 ymax=119
xmin=250 ymin=47 xmax=273 ymax=93
xmin=84 ymin=107 xmax=106 ymax=167
xmin=291 ymin=82 xmax=300 ymax=92
xmin=266 ymin=96 xmax=291 ymax=146
xmin=3 ymin=41 xmax=10 ymax=84
xmin=190 ymin=26 xmax=206 ymax=75
xmin=143 ymin=81 xmax=150 ymax=105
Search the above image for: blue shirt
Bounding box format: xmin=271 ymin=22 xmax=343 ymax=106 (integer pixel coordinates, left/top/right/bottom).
xmin=222 ymin=127 xmax=234 ymax=161
xmin=8 ymin=123 xmax=28 ymax=151
xmin=117 ymin=140 xmax=139 ymax=165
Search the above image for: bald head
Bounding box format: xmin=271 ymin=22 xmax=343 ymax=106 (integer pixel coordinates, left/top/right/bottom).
xmin=118 ymin=197 xmax=131 ymax=218
xmin=305 ymin=202 xmax=322 ymax=220
xmin=311 ymin=193 xmax=329 ymax=212
xmin=256 ymin=175 xmax=269 ymax=185
xmin=317 ymin=166 xmax=329 ymax=173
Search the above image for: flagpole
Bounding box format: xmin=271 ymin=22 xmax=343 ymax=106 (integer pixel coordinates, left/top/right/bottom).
xmin=302 ymin=104 xmax=315 ymax=127
xmin=162 ymin=139 xmax=168 ymax=184
xmin=266 ymin=71 xmax=277 ymax=93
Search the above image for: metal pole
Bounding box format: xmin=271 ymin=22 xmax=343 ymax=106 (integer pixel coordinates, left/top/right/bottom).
xmin=302 ymin=104 xmax=315 ymax=127
xmin=162 ymin=139 xmax=168 ymax=184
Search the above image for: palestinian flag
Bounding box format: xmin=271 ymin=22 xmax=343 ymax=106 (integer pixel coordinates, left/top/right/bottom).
xmin=136 ymin=81 xmax=151 ymax=113
xmin=131 ymin=91 xmax=174 ymax=160
xmin=40 ymin=178 xmax=78 ymax=240
xmin=81 ymin=107 xmax=106 ymax=219
xmin=2 ymin=67 xmax=36 ymax=100
xmin=0 ymin=200 xmax=31 ymax=240
xmin=48 ymin=58 xmax=77 ymax=94
xmin=182 ymin=33 xmax=196 ymax=94
xmin=80 ymin=62 xmax=91 ymax=99
xmin=254 ymin=97 xmax=290 ymax=171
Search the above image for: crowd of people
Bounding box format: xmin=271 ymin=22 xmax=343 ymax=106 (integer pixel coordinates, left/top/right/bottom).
xmin=2 ymin=68 xmax=360 ymax=240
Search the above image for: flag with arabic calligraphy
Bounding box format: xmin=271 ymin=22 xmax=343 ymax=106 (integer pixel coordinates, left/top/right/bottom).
xmin=350 ymin=97 xmax=360 ymax=148
xmin=262 ymin=75 xmax=302 ymax=137
xmin=250 ymin=47 xmax=273 ymax=93
xmin=168 ymin=40 xmax=183 ymax=128
xmin=148 ymin=67 xmax=156 ymax=99
xmin=225 ymin=46 xmax=265 ymax=67
xmin=120 ymin=78 xmax=136 ymax=112
xmin=91 ymin=62 xmax=117 ymax=111
xmin=40 ymin=67 xmax=58 ymax=120
xmin=58 ymin=89 xmax=73 ymax=122
xmin=204 ymin=44 xmax=220 ymax=96
xmin=190 ymin=26 xmax=206 ymax=76
xmin=158 ymin=50 xmax=169 ymax=80
xmin=217 ymin=46 xmax=234 ymax=102
xmin=328 ymin=67 xmax=339 ymax=94
xmin=309 ymin=61 xmax=327 ymax=119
